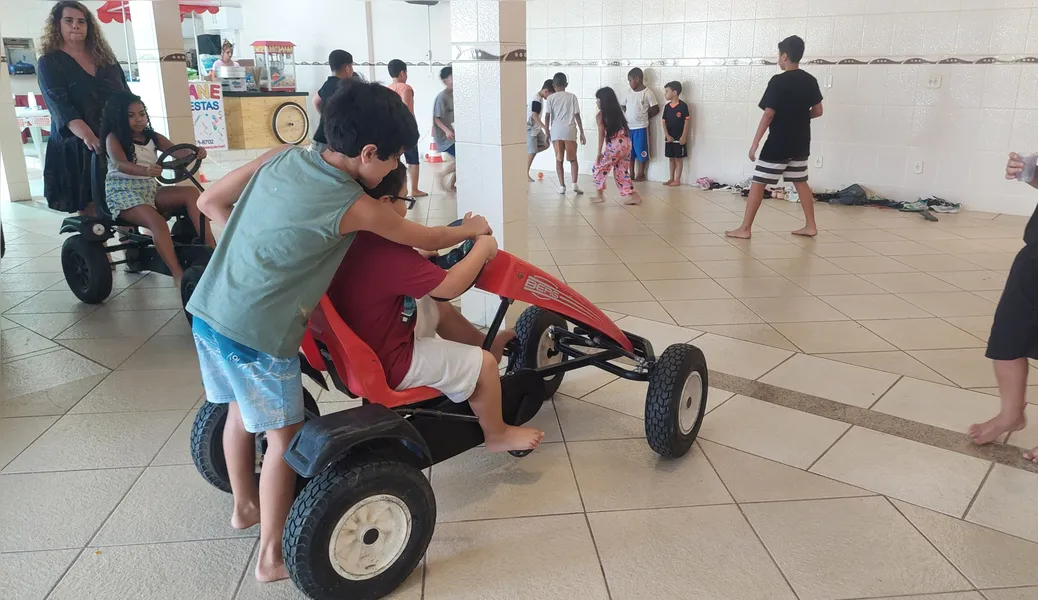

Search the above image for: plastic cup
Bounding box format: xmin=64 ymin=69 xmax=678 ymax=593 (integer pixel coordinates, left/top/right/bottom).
xmin=1017 ymin=152 xmax=1038 ymax=183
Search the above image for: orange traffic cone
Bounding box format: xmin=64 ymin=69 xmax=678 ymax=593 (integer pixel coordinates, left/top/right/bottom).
xmin=425 ymin=141 xmax=443 ymax=164
xmin=199 ymin=173 xmax=210 ymax=184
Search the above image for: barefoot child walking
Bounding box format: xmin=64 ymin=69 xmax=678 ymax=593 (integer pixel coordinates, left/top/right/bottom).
xmin=726 ymin=35 xmax=823 ymax=240
xmin=592 ymin=87 xmax=642 ymax=205
xmin=662 ymin=81 xmax=690 ymax=186
xmin=543 ymin=72 xmax=586 ymax=195
xmin=970 ymin=151 xmax=1038 ymax=462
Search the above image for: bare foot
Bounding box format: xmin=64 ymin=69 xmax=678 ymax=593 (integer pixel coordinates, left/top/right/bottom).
xmin=490 ymin=329 xmax=517 ymax=363
xmin=485 ymin=425 xmax=545 ymax=453
xmin=231 ymin=502 xmax=260 ymax=530
xmin=969 ymin=413 xmax=1026 ymax=445
xmin=412 ymin=189 xmax=429 ymax=198
xmin=663 ymin=179 xmax=673 ymax=186
xmin=792 ymin=227 xmax=817 ymax=237
xmin=725 ymin=228 xmax=752 ymax=239
xmin=592 ymin=192 xmax=606 ymax=203
xmin=624 ymin=197 xmax=642 ymax=205
xmin=1025 ymin=447 xmax=1038 ymax=463
xmin=528 ymin=176 xmax=535 ymax=182
xmin=255 ymin=559 xmax=290 ymax=583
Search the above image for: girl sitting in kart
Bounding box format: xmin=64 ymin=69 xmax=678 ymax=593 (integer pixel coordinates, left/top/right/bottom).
xmin=327 ymin=164 xmax=545 ymax=453
xmin=101 ymin=90 xmax=213 ymax=288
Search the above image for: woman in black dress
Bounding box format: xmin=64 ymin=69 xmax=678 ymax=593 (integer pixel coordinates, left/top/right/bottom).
xmin=37 ymin=1 xmax=128 ymax=215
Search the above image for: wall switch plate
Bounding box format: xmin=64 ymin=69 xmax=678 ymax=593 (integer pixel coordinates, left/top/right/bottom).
xmin=814 ymin=156 xmax=823 ymax=168
xmin=913 ymin=161 xmax=924 ymax=174
xmin=824 ymin=75 xmax=833 ymax=88
xmin=927 ymin=75 xmax=942 ymax=89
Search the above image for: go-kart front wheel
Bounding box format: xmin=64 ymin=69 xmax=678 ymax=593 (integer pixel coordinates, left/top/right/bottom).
xmin=180 ymin=265 xmax=205 ymax=325
xmin=61 ymin=234 xmax=113 ymax=304
xmin=514 ymin=306 xmax=568 ymax=398
xmin=284 ymin=458 xmax=435 ymax=600
xmin=644 ymin=344 xmax=708 ymax=458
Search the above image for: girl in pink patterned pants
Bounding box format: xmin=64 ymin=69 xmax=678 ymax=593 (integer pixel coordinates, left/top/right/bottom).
xmin=592 ymin=87 xmax=643 ymax=205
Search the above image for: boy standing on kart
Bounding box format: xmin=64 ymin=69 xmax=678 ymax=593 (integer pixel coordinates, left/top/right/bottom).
xmin=327 ymin=165 xmax=545 ymax=453
xmin=186 ymin=80 xmax=492 ymax=584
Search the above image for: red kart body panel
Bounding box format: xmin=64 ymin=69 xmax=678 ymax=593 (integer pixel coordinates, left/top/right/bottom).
xmin=299 ymin=250 xmax=632 ymax=408
xmin=476 ymin=251 xmax=634 ymax=352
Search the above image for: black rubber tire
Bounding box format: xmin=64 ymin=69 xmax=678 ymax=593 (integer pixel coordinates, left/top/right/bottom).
xmin=123 ymin=246 xmax=144 ymax=273
xmin=61 ymin=234 xmax=113 ymax=304
xmin=514 ymin=306 xmax=568 ymax=398
xmin=190 ymin=390 xmax=320 ymax=493
xmin=180 ymin=265 xmax=205 ymax=325
xmin=170 ymin=217 xmax=197 ymax=243
xmin=644 ymin=344 xmax=708 ymax=459
xmin=284 ymin=458 xmax=435 ymax=600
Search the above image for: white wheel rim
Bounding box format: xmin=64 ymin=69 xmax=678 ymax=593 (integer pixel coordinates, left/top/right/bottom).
xmin=677 ymin=371 xmax=704 ymax=435
xmin=328 ymin=494 xmax=412 ymax=581
xmin=536 ymin=325 xmax=563 ymax=379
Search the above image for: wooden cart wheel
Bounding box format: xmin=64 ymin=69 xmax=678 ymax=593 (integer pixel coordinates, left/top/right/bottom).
xmin=272 ymin=101 xmax=310 ymax=145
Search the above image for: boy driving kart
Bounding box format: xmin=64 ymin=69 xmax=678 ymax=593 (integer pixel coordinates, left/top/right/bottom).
xmin=327 ymin=164 xmax=545 ymax=453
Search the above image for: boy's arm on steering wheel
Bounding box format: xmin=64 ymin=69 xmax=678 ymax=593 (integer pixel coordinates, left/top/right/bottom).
xmin=428 ymin=236 xmax=496 ymax=300
xmin=198 ymin=144 xmax=289 ymax=227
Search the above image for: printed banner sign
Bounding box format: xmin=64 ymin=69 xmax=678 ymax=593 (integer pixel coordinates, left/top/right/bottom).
xmin=189 ymin=81 xmax=227 ymax=151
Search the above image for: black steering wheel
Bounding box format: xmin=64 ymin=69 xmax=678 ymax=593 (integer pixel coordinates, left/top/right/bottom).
xmin=155 ymin=143 xmax=203 ymax=185
xmin=428 ymin=219 xmax=482 ymax=300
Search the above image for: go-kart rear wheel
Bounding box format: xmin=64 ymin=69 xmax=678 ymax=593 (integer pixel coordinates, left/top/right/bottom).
xmin=61 ymin=234 xmax=113 ymax=304
xmin=190 ymin=390 xmax=320 ymax=493
xmin=514 ymin=306 xmax=567 ymax=398
xmin=644 ymin=344 xmax=708 ymax=458
xmin=170 ymin=217 xmax=197 ymax=243
xmin=180 ymin=265 xmax=205 ymax=325
xmin=123 ymin=246 xmax=144 ymax=273
xmin=284 ymin=458 xmax=435 ymax=600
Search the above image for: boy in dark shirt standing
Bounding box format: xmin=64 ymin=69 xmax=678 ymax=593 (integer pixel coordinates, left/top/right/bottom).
xmin=662 ymin=81 xmax=691 ymax=187
xmin=970 ymin=153 xmax=1038 ymax=460
xmin=727 ymin=35 xmax=823 ymax=240
xmin=311 ymin=49 xmax=354 ymax=152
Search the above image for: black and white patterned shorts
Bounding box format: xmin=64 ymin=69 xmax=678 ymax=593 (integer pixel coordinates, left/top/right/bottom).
xmin=752 ymin=157 xmax=809 ymax=185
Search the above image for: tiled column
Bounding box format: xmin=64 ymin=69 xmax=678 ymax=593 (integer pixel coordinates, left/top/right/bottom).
xmin=0 ymin=20 xmax=32 ymax=202
xmin=128 ymin=1 xmax=193 ymax=144
xmin=450 ymin=0 xmax=528 ymax=326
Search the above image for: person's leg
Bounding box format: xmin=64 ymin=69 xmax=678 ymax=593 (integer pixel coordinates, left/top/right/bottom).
xmin=120 ymin=203 xmax=184 ymax=283
xmin=592 ymin=152 xmax=610 ymax=203
xmin=553 ymin=141 xmax=566 ymax=192
xmin=970 ymin=359 xmax=1028 ymax=445
xmin=468 ymin=350 xmax=544 ymax=452
xmin=528 ymin=153 xmax=537 ymax=182
xmin=724 ymin=182 xmax=767 ymax=239
xmin=433 ymin=301 xmax=515 ymax=361
xmin=664 ymin=157 xmax=675 ymax=185
xmin=405 ymin=147 xmax=427 ymax=197
xmin=566 ymin=142 xmax=581 ymax=192
xmin=255 ymin=421 xmax=303 ymax=582
xmin=223 ymin=401 xmax=260 ymax=529
xmin=673 ymin=155 xmax=684 ymax=186
xmin=156 ymin=185 xmax=215 ymax=247
xmin=791 ymin=180 xmax=818 ymax=237
xmin=615 ymin=153 xmax=642 ymax=205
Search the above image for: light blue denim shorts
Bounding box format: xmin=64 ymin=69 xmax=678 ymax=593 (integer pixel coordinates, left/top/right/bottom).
xmin=192 ymin=317 xmax=304 ymax=433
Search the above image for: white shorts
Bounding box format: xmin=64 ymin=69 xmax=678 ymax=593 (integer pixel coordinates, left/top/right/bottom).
xmin=752 ymin=157 xmax=809 ymax=185
xmin=395 ymin=297 xmax=484 ymax=403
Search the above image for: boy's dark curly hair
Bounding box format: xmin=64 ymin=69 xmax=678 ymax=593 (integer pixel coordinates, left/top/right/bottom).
xmin=100 ymin=90 xmax=156 ymax=164
xmin=324 ymin=80 xmax=419 ymax=160
xmin=362 ymin=162 xmax=407 ymax=199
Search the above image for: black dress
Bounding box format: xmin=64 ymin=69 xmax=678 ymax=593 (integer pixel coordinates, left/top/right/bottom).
xmin=37 ymin=51 xmax=128 ymax=213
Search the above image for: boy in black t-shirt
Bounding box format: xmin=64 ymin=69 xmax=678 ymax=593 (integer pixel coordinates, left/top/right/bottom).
xmin=662 ymin=81 xmax=691 ymax=187
xmin=311 ymin=49 xmax=354 ymax=151
xmin=727 ymin=36 xmax=823 ymax=240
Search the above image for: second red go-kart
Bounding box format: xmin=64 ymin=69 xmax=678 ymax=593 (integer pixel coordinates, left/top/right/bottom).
xmin=189 ymin=233 xmax=709 ymax=600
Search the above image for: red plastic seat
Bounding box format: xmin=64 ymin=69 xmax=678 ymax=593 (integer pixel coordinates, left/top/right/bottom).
xmin=303 ymin=296 xmax=441 ymax=408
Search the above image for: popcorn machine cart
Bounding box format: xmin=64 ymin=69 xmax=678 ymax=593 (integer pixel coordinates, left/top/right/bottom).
xmin=251 ymin=40 xmax=297 ymax=92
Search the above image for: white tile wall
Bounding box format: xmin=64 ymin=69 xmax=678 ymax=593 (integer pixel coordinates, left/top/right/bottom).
xmin=526 ymin=0 xmax=1038 ymax=215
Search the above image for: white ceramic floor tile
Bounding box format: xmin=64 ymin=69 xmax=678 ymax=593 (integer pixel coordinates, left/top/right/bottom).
xmin=871 ymin=377 xmax=1001 ymax=435
xmin=742 ymin=496 xmax=970 ymax=600
xmin=0 ymin=549 xmax=80 ymax=600
xmin=815 ymin=351 xmax=954 ymax=385
xmin=700 ymin=395 xmax=851 ymax=468
xmin=589 ymin=505 xmax=797 ymax=600
xmin=70 ymin=368 xmax=203 ymax=413
xmin=568 ymin=439 xmax=731 ymax=511
xmin=688 ymin=333 xmax=793 ymax=379
xmin=152 ymin=409 xmax=198 ymax=466
xmin=759 ymin=353 xmax=899 ymax=407
xmin=613 ymin=314 xmax=702 ymax=350
xmin=0 ymin=415 xmax=57 ymax=469
xmin=555 ymin=395 xmax=645 ymax=440
xmin=812 ymin=427 xmax=992 ymax=516
xmin=967 ymin=465 xmax=1038 ymax=543
xmin=773 ymin=321 xmax=896 ymax=353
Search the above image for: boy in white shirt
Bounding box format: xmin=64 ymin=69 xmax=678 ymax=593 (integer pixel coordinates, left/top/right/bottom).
xmin=622 ymin=67 xmax=659 ymax=182
xmin=543 ymin=72 xmax=586 ymax=195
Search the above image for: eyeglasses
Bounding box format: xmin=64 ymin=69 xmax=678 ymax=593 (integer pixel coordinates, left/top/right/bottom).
xmin=391 ymin=195 xmax=417 ymax=210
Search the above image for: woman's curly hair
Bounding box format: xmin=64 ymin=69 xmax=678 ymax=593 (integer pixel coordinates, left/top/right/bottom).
xmin=39 ymin=1 xmax=118 ymax=66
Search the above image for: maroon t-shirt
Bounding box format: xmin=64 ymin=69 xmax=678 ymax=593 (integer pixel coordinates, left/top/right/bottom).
xmin=327 ymin=232 xmax=446 ymax=387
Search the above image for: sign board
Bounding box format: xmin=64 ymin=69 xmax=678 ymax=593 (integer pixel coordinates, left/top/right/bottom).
xmin=3 ymin=38 xmax=38 ymax=75
xmin=188 ymin=80 xmax=227 ymax=151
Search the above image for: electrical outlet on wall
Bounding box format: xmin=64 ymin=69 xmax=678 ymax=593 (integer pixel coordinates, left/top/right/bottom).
xmin=814 ymin=156 xmax=823 ymax=168
xmin=824 ymin=75 xmax=832 ymax=89
xmin=913 ymin=161 xmax=924 ymax=174
xmin=927 ymin=75 xmax=942 ymax=89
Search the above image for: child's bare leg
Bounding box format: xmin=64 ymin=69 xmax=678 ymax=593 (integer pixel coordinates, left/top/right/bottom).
xmin=664 ymin=159 xmax=674 ymax=185
xmin=726 ymin=181 xmax=767 ymax=239
xmin=673 ymin=158 xmax=684 ymax=186
xmin=255 ymin=422 xmax=302 ymax=583
xmin=569 ymin=159 xmax=580 ymax=188
xmin=408 ymin=164 xmax=427 ymax=197
xmin=791 ymin=180 xmax=818 ymax=237
xmin=435 ymin=302 xmax=515 ymax=361
xmin=223 ymin=402 xmax=260 ymax=529
xmin=555 ymin=159 xmax=565 ymax=189
xmin=120 ymin=204 xmax=183 ymax=284
xmin=469 ymin=350 xmax=544 ymax=452
xmin=970 ymin=358 xmax=1029 ymax=445
xmin=528 ymin=153 xmax=537 ymax=182
xmin=158 ymin=185 xmax=215 ymax=247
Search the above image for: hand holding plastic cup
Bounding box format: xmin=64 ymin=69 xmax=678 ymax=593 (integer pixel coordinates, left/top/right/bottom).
xmin=1012 ymin=152 xmax=1038 ymax=183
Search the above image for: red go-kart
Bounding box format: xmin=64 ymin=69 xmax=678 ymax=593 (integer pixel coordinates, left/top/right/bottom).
xmin=189 ymin=238 xmax=709 ymax=600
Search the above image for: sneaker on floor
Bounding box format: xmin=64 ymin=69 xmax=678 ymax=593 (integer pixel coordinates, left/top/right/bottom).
xmin=573 ymin=185 xmax=584 ymax=195
xmin=557 ymin=185 xmax=566 ymax=194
